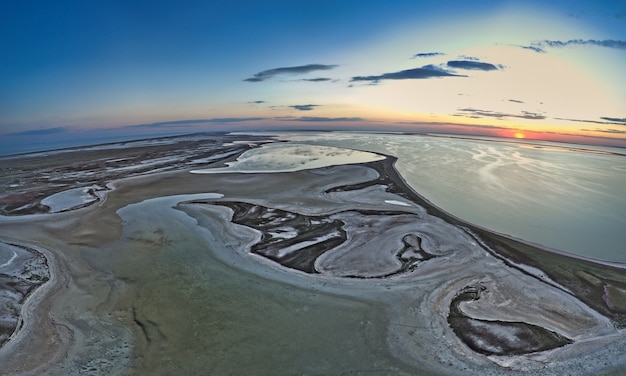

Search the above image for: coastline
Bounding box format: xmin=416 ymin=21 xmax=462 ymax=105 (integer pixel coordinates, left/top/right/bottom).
xmin=375 ymin=155 xmax=626 ymax=327
xmin=0 ymin=238 xmax=71 ymax=375
xmin=0 ymin=135 xmax=624 ymax=374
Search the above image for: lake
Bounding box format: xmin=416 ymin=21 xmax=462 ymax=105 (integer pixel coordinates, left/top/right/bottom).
xmin=275 ymin=132 xmax=626 ymax=263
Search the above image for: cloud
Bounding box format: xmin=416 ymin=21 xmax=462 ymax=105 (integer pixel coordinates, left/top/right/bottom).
xmin=289 ymin=104 xmax=319 ymax=111
xmin=519 ymin=45 xmax=546 ymax=53
xmin=508 ymin=99 xmax=524 ymax=104
xmin=300 ymin=77 xmax=334 ymax=82
xmin=555 ymin=117 xmax=626 ymax=126
xmin=580 ymin=128 xmax=626 ymax=134
xmin=411 ymin=52 xmax=445 ymax=59
xmin=126 ymin=118 xmax=266 ymax=128
xmin=248 ymin=100 xmax=265 ymax=104
xmin=7 ymin=127 xmax=67 ymax=136
xmin=279 ymin=116 xmax=364 ymax=122
xmin=526 ymin=39 xmax=626 ymax=51
xmin=447 ymin=60 xmax=499 ymax=71
xmin=457 ymin=55 xmax=480 ymax=61
xmin=600 ymin=117 xmax=626 ymax=124
xmin=350 ymin=65 xmax=465 ymax=83
xmin=206 ymin=117 xmax=266 ymax=123
xmin=457 ymin=108 xmax=545 ymax=120
xmin=244 ymin=64 xmax=338 ymax=82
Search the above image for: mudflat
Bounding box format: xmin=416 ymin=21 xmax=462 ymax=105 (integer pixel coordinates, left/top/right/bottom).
xmin=0 ymin=133 xmax=625 ymax=375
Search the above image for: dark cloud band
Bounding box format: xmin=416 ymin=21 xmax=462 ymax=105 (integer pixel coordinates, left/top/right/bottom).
xmin=411 ymin=52 xmax=445 ymax=59
xmin=600 ymin=117 xmax=626 ymax=124
xmin=301 ymin=77 xmax=333 ymax=82
xmin=556 ymin=117 xmax=626 ymax=126
xmin=457 ymin=108 xmax=545 ymax=120
xmin=244 ymin=64 xmax=338 ymax=82
xmin=522 ymin=39 xmax=626 ymax=52
xmin=291 ymin=116 xmax=363 ymax=122
xmin=289 ymin=104 xmax=319 ymax=111
xmin=447 ymin=60 xmax=499 ymax=71
xmin=580 ymin=128 xmax=626 ymax=134
xmin=126 ymin=118 xmax=266 ymax=128
xmin=7 ymin=127 xmax=66 ymax=136
xmin=351 ymin=65 xmax=464 ymax=83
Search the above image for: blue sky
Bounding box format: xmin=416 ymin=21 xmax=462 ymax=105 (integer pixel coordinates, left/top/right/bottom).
xmin=1 ymin=0 xmax=625 ymax=151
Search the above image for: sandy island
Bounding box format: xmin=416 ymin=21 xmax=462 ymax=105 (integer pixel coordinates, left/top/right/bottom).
xmin=0 ymin=133 xmax=625 ymax=375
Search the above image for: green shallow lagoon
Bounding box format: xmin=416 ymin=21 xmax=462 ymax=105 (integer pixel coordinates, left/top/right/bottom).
xmin=84 ymin=195 xmax=417 ymax=375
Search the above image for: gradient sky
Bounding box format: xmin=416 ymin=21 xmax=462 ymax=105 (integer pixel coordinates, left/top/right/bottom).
xmin=1 ymin=0 xmax=626 ymax=151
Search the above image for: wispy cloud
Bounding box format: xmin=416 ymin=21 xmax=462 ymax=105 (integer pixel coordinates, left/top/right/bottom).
xmin=300 ymin=77 xmax=334 ymax=82
xmin=447 ymin=60 xmax=500 ymax=71
xmin=350 ymin=65 xmax=465 ymax=84
xmin=289 ymin=104 xmax=319 ymax=111
xmin=248 ymin=100 xmax=266 ymax=104
xmin=280 ymin=116 xmax=364 ymax=122
xmin=519 ymin=45 xmax=546 ymax=53
xmin=457 ymin=108 xmax=545 ymax=120
xmin=522 ymin=39 xmax=626 ymax=52
xmin=206 ymin=117 xmax=266 ymax=123
xmin=581 ymin=128 xmax=626 ymax=134
xmin=542 ymin=39 xmax=626 ymax=49
xmin=126 ymin=118 xmax=266 ymax=128
xmin=600 ymin=117 xmax=626 ymax=124
xmin=244 ymin=64 xmax=338 ymax=82
xmin=7 ymin=127 xmax=67 ymax=136
xmin=411 ymin=52 xmax=445 ymax=59
xmin=555 ymin=117 xmax=626 ymax=126
xmin=457 ymin=55 xmax=480 ymax=61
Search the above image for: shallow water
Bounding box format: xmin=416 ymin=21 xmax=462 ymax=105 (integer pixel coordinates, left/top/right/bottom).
xmin=3 ymin=134 xmax=626 ymax=375
xmin=91 ymin=194 xmax=415 ymax=375
xmin=190 ymin=142 xmax=385 ymax=174
xmin=277 ymin=133 xmax=626 ymax=263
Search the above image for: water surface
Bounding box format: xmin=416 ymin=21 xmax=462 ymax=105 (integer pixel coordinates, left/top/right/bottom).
xmin=277 ymin=132 xmax=626 ymax=263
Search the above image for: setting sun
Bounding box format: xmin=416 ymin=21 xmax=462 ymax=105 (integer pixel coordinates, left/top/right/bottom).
xmin=514 ymin=132 xmax=525 ymax=139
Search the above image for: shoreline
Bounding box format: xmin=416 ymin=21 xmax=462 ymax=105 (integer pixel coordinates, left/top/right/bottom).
xmin=0 ymin=237 xmax=71 ymax=375
xmin=0 ymin=135 xmax=624 ymax=374
xmin=175 ymin=160 xmax=626 ymax=374
xmin=383 ymin=154 xmax=626 ymax=269
xmin=369 ymin=155 xmax=626 ymax=328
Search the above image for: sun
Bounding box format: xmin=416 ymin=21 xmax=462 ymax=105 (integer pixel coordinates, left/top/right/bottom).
xmin=514 ymin=132 xmax=525 ymax=139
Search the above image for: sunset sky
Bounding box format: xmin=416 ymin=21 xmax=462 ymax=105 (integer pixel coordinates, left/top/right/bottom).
xmin=1 ymin=0 xmax=625 ymax=151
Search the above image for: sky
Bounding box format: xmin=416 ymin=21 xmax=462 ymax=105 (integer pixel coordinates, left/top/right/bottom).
xmin=1 ymin=0 xmax=626 ymax=153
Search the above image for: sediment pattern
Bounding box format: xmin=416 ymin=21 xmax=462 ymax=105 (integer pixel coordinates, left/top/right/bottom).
xmin=183 ymin=157 xmax=622 ymax=364
xmin=0 ymin=134 xmax=625 ymax=375
xmin=447 ymin=284 xmax=573 ymax=356
xmin=0 ymin=241 xmax=49 ymax=346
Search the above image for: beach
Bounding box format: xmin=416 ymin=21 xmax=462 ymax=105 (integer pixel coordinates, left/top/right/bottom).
xmin=0 ymin=133 xmax=625 ymax=375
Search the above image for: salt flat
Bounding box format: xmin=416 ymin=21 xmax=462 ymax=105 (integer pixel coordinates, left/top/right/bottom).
xmin=0 ymin=132 xmax=625 ymax=375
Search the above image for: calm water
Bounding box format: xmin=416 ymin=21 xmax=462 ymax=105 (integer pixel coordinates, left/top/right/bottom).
xmin=278 ymin=132 xmax=626 ymax=263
